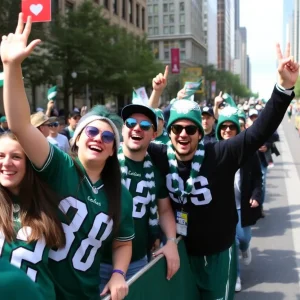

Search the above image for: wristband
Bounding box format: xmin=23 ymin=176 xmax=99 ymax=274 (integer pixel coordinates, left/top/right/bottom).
xmin=112 ymin=269 xmax=126 ymax=278
xmin=167 ymin=237 xmax=177 ymax=244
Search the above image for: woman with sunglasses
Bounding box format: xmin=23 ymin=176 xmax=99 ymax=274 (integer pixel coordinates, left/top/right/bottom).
xmin=47 ymin=119 xmax=70 ymax=153
xmin=1 ymin=14 xmax=135 ymax=300
xmin=216 ymin=107 xmax=262 ymax=292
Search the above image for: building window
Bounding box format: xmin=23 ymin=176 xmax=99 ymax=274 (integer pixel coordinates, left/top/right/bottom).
xmin=164 ymin=41 xmax=169 ymax=49
xmin=153 ymin=4 xmax=158 ymax=13
xmin=163 ymin=15 xmax=168 ymax=24
xmin=179 ymin=2 xmax=184 ymax=11
xmin=147 ymin=4 xmax=153 ymax=14
xmin=148 ymin=27 xmax=153 ymax=35
xmin=180 ymin=50 xmax=186 ymax=59
xmin=152 ymin=42 xmax=159 ymax=59
xmin=179 ymin=40 xmax=185 ymax=49
xmin=154 ymin=16 xmax=158 ymax=25
xmin=136 ymin=4 xmax=140 ymax=27
xmin=163 ymin=26 xmax=169 ymax=34
xmin=122 ymin=0 xmax=126 ymax=19
xmin=180 ymin=25 xmax=185 ymax=34
xmin=154 ymin=27 xmax=159 ymax=35
xmin=65 ymin=1 xmax=74 ymax=13
xmin=142 ymin=8 xmax=145 ymax=30
xmin=180 ymin=14 xmax=185 ymax=23
xmin=169 ymin=3 xmax=174 ymax=12
xmin=129 ymin=0 xmax=133 ymax=23
xmin=164 ymin=51 xmax=170 ymax=59
xmin=163 ymin=3 xmax=168 ymax=12
xmin=113 ymin=0 xmax=118 ymax=15
xmin=169 ymin=14 xmax=174 ymax=23
xmin=170 ymin=26 xmax=174 ymax=34
xmin=104 ymin=0 xmax=109 ymax=9
xmin=148 ymin=16 xmax=153 ymax=25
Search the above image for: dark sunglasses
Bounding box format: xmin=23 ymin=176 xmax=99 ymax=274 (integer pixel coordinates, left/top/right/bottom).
xmin=220 ymin=124 xmax=237 ymax=131
xmin=171 ymin=124 xmax=198 ymax=135
xmin=125 ymin=118 xmax=153 ymax=131
xmin=85 ymin=126 xmax=115 ymax=144
xmin=48 ymin=122 xmax=59 ymax=128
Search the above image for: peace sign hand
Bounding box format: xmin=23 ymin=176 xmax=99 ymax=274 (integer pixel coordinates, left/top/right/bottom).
xmin=1 ymin=13 xmax=41 ymax=66
xmin=276 ymin=43 xmax=299 ymax=89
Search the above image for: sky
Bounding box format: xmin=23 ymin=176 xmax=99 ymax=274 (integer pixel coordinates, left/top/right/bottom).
xmin=240 ymin=0 xmax=284 ymax=99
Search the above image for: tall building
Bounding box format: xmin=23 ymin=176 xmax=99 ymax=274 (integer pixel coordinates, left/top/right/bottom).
xmin=293 ymin=0 xmax=300 ymax=62
xmin=203 ymin=0 xmax=218 ymax=66
xmin=217 ymin=0 xmax=233 ymax=70
xmin=283 ymin=0 xmax=294 ymax=48
xmin=52 ymin=0 xmax=147 ymax=36
xmin=247 ymin=55 xmax=251 ymax=90
xmin=147 ymin=0 xmax=207 ymax=67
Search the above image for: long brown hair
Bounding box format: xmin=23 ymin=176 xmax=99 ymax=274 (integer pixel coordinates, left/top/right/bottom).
xmin=0 ymin=132 xmax=65 ymax=248
xmin=70 ymin=121 xmax=121 ymax=234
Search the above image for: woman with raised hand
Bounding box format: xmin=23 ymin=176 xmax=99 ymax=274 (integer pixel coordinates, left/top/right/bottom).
xmin=1 ymin=13 xmax=135 ymax=300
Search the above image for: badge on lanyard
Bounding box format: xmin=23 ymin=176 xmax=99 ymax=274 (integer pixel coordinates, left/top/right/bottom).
xmin=176 ymin=210 xmax=188 ymax=236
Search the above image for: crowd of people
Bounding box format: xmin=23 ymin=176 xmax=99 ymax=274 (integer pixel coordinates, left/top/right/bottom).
xmin=0 ymin=13 xmax=299 ymax=300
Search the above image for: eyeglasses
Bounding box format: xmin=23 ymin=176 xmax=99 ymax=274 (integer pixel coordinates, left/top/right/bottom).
xmin=170 ymin=124 xmax=198 ymax=135
xmin=85 ymin=126 xmax=115 ymax=144
xmin=220 ymin=124 xmax=237 ymax=131
xmin=125 ymin=118 xmax=153 ymax=131
xmin=48 ymin=122 xmax=59 ymax=128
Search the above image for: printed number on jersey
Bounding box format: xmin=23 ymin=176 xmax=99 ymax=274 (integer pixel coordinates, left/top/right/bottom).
xmin=0 ymin=227 xmax=46 ymax=282
xmin=166 ymin=175 xmax=212 ymax=206
xmin=49 ymin=197 xmax=113 ymax=272
xmin=123 ymin=178 xmax=152 ymax=218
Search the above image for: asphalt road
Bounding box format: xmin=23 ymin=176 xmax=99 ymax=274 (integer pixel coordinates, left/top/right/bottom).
xmin=235 ymin=115 xmax=300 ymax=300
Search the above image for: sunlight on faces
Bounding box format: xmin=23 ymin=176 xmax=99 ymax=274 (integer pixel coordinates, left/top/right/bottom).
xmin=49 ymin=123 xmax=59 ymax=135
xmin=202 ymin=113 xmax=215 ymax=132
xmin=76 ymin=120 xmax=115 ymax=166
xmin=39 ymin=124 xmax=50 ymax=137
xmin=220 ymin=122 xmax=238 ymax=140
xmin=0 ymin=137 xmax=26 ymax=195
xmin=169 ymin=119 xmax=201 ymax=161
xmin=122 ymin=113 xmax=156 ymax=153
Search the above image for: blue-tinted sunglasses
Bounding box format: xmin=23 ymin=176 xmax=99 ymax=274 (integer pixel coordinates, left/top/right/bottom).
xmin=125 ymin=118 xmax=153 ymax=131
xmin=48 ymin=122 xmax=59 ymax=128
xmin=85 ymin=126 xmax=115 ymax=144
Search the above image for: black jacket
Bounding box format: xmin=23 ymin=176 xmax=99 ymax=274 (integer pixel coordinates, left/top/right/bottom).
xmin=240 ymin=152 xmax=262 ymax=227
xmin=148 ymin=87 xmax=293 ymax=256
xmin=203 ymin=128 xmax=217 ymax=144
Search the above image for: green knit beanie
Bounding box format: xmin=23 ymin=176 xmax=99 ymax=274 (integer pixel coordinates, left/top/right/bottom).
xmin=167 ymin=100 xmax=204 ymax=137
xmin=216 ymin=106 xmax=240 ymax=140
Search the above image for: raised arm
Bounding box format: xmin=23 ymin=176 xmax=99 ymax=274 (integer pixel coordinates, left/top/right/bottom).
xmin=1 ymin=14 xmax=50 ymax=168
xmin=225 ymin=43 xmax=298 ymax=167
xmin=148 ymin=66 xmax=168 ymax=108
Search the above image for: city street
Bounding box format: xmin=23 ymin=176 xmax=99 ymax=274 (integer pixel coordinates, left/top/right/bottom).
xmin=236 ymin=115 xmax=300 ymax=300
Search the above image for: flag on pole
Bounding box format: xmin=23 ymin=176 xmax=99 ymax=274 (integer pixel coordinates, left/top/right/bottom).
xmin=182 ymin=79 xmax=202 ymax=101
xmin=132 ymin=87 xmax=149 ymax=105
xmin=47 ymin=86 xmax=57 ymax=101
xmin=0 ymin=72 xmax=4 ymax=88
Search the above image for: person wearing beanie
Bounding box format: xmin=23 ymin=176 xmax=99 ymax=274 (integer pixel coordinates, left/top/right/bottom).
xmin=0 ymin=116 xmax=8 ymax=132
xmin=2 ymin=27 xmax=135 ymax=300
xmin=238 ymin=109 xmax=246 ymax=131
xmin=216 ymin=107 xmax=262 ymax=292
xmin=147 ymin=48 xmax=298 ymax=300
xmin=100 ymin=103 xmax=179 ymax=290
xmin=152 ymin=108 xmax=169 ymax=144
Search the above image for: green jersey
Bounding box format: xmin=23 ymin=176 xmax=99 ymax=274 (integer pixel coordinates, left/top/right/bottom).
xmin=34 ymin=144 xmax=135 ymax=300
xmin=102 ymin=155 xmax=168 ymax=263
xmin=153 ymin=130 xmax=169 ymax=145
xmin=0 ymin=258 xmax=43 ymax=299
xmin=0 ymin=197 xmax=55 ymax=299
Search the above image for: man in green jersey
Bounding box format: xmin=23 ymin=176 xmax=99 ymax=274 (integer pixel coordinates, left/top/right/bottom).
xmin=100 ymin=104 xmax=179 ymax=290
xmin=152 ymin=108 xmax=169 ymax=145
xmin=0 ymin=258 xmax=43 ymax=300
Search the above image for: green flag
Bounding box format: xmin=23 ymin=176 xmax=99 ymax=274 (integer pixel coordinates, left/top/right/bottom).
xmin=183 ymin=79 xmax=202 ymax=100
xmin=222 ymin=93 xmax=237 ymax=108
xmin=47 ymin=86 xmax=57 ymax=101
xmin=0 ymin=72 xmax=4 ymax=88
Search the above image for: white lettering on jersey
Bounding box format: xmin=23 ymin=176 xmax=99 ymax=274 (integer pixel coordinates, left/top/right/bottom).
xmin=166 ymin=174 xmax=212 ymax=206
xmin=49 ymin=197 xmax=113 ymax=272
xmin=123 ymin=178 xmax=151 ymax=219
xmin=0 ymin=227 xmax=47 ymax=282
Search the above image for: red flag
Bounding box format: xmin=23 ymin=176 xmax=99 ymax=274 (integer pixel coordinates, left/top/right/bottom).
xmin=171 ymin=48 xmax=180 ymax=74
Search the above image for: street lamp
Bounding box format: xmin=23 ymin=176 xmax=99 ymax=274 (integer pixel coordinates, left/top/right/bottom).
xmin=71 ymin=70 xmax=90 ymax=108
